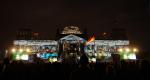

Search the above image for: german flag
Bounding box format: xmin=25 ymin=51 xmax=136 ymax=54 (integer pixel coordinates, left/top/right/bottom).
xmin=86 ymin=35 xmax=95 ymax=44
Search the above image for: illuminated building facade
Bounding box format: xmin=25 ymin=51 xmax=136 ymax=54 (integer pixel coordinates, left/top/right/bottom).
xmin=10 ymin=26 xmax=137 ymax=62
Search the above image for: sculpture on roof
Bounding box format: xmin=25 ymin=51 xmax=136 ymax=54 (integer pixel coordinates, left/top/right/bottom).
xmin=61 ymin=26 xmax=82 ymax=34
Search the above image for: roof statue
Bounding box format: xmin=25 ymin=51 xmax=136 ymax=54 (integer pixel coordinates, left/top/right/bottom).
xmin=61 ymin=26 xmax=82 ymax=34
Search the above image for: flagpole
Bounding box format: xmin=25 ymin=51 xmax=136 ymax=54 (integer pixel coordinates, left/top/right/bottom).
xmin=86 ymin=34 xmax=95 ymax=56
xmin=92 ymin=34 xmax=95 ymax=56
xmin=94 ymin=37 xmax=96 ymax=55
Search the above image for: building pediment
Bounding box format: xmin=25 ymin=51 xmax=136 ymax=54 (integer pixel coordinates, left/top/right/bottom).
xmin=59 ymin=34 xmax=85 ymax=41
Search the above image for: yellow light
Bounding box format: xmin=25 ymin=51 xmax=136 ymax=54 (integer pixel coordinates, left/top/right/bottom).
xmin=103 ymin=32 xmax=107 ymax=35
xmin=11 ymin=48 xmax=16 ymax=53
xmin=133 ymin=48 xmax=138 ymax=52
xmin=19 ymin=49 xmax=23 ymax=53
xmin=118 ymin=48 xmax=123 ymax=52
xmin=125 ymin=48 xmax=130 ymax=52
xmin=26 ymin=48 xmax=30 ymax=52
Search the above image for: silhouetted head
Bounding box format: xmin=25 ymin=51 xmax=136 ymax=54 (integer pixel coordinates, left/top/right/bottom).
xmin=79 ymin=54 xmax=89 ymax=66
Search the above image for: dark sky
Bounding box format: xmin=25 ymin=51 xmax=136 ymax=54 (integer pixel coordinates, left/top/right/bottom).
xmin=0 ymin=0 xmax=150 ymax=51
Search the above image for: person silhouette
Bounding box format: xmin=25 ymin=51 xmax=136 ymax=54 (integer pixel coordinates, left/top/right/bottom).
xmin=2 ymin=57 xmax=10 ymax=72
xmin=70 ymin=54 xmax=96 ymax=80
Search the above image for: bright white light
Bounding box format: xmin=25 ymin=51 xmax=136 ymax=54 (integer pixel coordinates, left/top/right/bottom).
xmin=16 ymin=54 xmax=20 ymax=60
xmin=107 ymin=54 xmax=111 ymax=57
xmin=37 ymin=53 xmax=40 ymax=57
xmin=128 ymin=54 xmax=136 ymax=59
xmin=21 ymin=54 xmax=29 ymax=60
xmin=77 ymin=56 xmax=80 ymax=60
xmin=95 ymin=53 xmax=97 ymax=56
xmin=125 ymin=48 xmax=130 ymax=52
xmin=123 ymin=54 xmax=128 ymax=59
xmin=19 ymin=49 xmax=23 ymax=53
xmin=12 ymin=48 xmax=16 ymax=53
xmin=91 ymin=58 xmax=96 ymax=62
xmin=133 ymin=48 xmax=138 ymax=52
xmin=52 ymin=58 xmax=57 ymax=62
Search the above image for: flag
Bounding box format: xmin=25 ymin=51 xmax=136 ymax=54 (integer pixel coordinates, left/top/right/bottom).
xmin=86 ymin=35 xmax=95 ymax=44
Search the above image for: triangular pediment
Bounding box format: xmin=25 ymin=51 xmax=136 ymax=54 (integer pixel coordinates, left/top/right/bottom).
xmin=60 ymin=34 xmax=85 ymax=41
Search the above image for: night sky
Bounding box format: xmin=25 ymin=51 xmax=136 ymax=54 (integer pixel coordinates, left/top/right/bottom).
xmin=0 ymin=0 xmax=150 ymax=52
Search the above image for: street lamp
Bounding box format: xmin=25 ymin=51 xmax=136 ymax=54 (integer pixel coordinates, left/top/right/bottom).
xmin=26 ymin=48 xmax=30 ymax=52
xmin=19 ymin=49 xmax=23 ymax=53
xmin=133 ymin=48 xmax=138 ymax=52
xmin=125 ymin=48 xmax=130 ymax=52
xmin=118 ymin=48 xmax=123 ymax=53
xmin=11 ymin=48 xmax=16 ymax=53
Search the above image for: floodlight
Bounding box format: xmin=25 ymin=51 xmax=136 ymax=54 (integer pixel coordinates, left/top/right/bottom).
xmin=11 ymin=48 xmax=16 ymax=53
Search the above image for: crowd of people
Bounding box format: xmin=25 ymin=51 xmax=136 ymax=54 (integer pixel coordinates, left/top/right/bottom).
xmin=0 ymin=54 xmax=150 ymax=80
